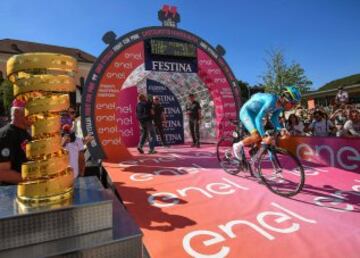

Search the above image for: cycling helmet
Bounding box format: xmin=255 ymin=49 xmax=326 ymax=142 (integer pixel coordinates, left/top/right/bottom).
xmin=282 ymin=86 xmax=302 ymax=103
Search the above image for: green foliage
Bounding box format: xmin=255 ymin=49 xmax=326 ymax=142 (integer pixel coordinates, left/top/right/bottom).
xmin=318 ymin=74 xmax=360 ymax=91
xmin=261 ymin=49 xmax=312 ymax=94
xmin=237 ymin=81 xmax=266 ymax=100
xmin=0 ymin=80 xmax=14 ymax=116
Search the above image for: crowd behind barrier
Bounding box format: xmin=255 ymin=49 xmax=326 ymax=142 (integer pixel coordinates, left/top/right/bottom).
xmin=281 ymin=103 xmax=360 ymax=138
xmin=282 ymin=86 xmax=360 ymax=137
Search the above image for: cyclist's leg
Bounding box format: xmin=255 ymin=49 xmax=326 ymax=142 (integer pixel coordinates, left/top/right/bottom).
xmin=233 ymin=108 xmax=261 ymax=159
xmin=242 ymin=131 xmax=262 ymax=146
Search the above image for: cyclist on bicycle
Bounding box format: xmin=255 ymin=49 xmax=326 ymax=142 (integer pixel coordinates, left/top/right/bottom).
xmin=233 ymin=86 xmax=302 ymax=160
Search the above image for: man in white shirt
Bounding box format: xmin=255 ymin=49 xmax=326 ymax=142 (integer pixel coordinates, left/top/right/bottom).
xmin=335 ymin=86 xmax=349 ymax=105
xmin=344 ymin=109 xmax=360 ymax=136
xmin=309 ymin=111 xmax=333 ymax=136
xmin=61 ymin=125 xmax=85 ymax=178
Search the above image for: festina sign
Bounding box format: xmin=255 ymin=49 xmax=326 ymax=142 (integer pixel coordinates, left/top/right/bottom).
xmin=151 ymin=61 xmax=195 ymax=73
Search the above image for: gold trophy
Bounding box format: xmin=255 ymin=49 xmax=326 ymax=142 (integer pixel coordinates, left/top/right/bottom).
xmin=7 ymin=53 xmax=78 ymax=206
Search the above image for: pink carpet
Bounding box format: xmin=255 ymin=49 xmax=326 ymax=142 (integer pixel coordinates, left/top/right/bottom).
xmin=104 ymin=144 xmax=360 ymax=258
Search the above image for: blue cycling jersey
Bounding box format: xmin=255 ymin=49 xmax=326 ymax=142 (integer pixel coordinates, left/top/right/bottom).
xmin=239 ymin=92 xmax=283 ymax=136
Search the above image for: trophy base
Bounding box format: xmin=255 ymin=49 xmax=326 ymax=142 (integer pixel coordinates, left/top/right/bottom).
xmin=16 ymin=187 xmax=73 ymax=208
xmin=0 ymin=176 xmax=143 ymax=257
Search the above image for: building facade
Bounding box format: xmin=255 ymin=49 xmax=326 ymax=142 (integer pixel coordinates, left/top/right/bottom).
xmin=303 ymin=84 xmax=360 ymax=108
xmin=0 ymin=39 xmax=96 ymax=110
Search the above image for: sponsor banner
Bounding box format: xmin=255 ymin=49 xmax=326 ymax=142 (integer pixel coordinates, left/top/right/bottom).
xmin=147 ymin=79 xmax=184 ymax=145
xmin=144 ymin=39 xmax=198 ymax=73
xmin=105 ymin=145 xmax=360 ymax=258
xmin=147 ymin=60 xmax=197 ymax=73
xmin=197 ymin=48 xmax=237 ymax=140
xmin=94 ymin=41 xmax=145 ymax=161
xmin=279 ymin=136 xmax=360 ymax=172
xmin=116 ymin=86 xmax=140 ymax=147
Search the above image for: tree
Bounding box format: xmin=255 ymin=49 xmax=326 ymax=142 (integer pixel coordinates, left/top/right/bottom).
xmin=0 ymin=79 xmax=14 ymax=117
xmin=261 ymin=49 xmax=312 ymax=94
xmin=249 ymin=84 xmax=265 ymax=95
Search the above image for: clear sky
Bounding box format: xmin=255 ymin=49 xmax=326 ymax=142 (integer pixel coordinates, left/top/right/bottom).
xmin=1 ymin=0 xmax=359 ymax=89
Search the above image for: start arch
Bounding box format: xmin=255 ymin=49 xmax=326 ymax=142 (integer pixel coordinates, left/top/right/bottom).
xmin=82 ymin=26 xmax=241 ymax=162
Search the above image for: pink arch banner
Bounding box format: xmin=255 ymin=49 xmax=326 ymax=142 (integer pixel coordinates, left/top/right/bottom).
xmin=82 ymin=27 xmax=241 ymax=162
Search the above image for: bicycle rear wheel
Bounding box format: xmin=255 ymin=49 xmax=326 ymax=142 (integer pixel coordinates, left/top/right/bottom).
xmin=258 ymin=147 xmax=305 ymax=197
xmin=216 ymin=137 xmax=241 ymax=175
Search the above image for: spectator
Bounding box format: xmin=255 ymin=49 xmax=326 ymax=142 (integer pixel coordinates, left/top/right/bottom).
xmin=61 ymin=125 xmax=85 ymax=178
xmin=263 ymin=115 xmax=274 ymax=131
xmin=344 ymin=109 xmax=360 ymax=137
xmin=0 ymin=99 xmax=31 ymax=184
xmin=186 ymin=93 xmax=201 ymax=148
xmin=295 ymin=106 xmax=304 ymax=118
xmin=61 ymin=106 xmax=76 ymax=128
xmin=308 ymin=110 xmax=333 ymax=136
xmin=136 ymin=94 xmax=157 ymax=154
xmin=344 ymin=104 xmax=353 ymax=117
xmin=330 ymin=108 xmax=348 ymax=137
xmin=279 ymin=113 xmax=286 ymax=128
xmin=70 ymin=107 xmax=92 ymax=176
xmin=286 ymin=114 xmax=304 ymax=136
xmin=322 ymin=112 xmax=335 ymax=136
xmin=152 ymin=96 xmax=169 ymax=147
xmin=303 ymin=118 xmax=312 ymax=136
xmin=73 ymin=108 xmax=84 ymax=139
xmin=335 ymin=86 xmax=349 ymax=106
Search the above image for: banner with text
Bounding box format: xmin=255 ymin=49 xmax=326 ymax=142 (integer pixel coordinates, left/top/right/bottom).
xmin=93 ymin=41 xmax=144 ymax=161
xmin=279 ymin=136 xmax=360 ymax=173
xmin=116 ymin=86 xmax=140 ymax=147
xmin=144 ymin=39 xmax=197 ymax=73
xmin=197 ymin=48 xmax=237 ymax=140
xmin=147 ymin=79 xmax=184 ymax=145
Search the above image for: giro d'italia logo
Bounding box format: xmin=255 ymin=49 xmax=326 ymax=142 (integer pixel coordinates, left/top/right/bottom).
xmin=158 ymin=5 xmax=180 ymax=28
xmin=1 ymin=148 xmax=10 ymax=157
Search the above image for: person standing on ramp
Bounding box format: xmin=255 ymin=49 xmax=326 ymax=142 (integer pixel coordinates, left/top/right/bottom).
xmin=186 ymin=93 xmax=202 ymax=148
xmin=136 ymin=94 xmax=157 ymax=154
xmin=152 ymin=96 xmax=170 ymax=147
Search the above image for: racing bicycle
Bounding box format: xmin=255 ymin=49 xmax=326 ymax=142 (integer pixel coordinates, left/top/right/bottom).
xmin=216 ymin=118 xmax=305 ymax=197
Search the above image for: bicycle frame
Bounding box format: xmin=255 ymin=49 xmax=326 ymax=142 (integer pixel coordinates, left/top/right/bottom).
xmin=217 ymin=122 xmax=305 ymax=197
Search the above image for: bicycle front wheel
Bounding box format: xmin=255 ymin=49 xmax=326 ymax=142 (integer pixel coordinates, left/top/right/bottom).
xmin=216 ymin=137 xmax=241 ymax=175
xmin=258 ymin=147 xmax=305 ymax=197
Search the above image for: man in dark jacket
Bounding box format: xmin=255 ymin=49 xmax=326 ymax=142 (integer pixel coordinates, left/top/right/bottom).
xmin=136 ymin=94 xmax=157 ymax=154
xmin=152 ymin=96 xmax=169 ymax=147
xmin=186 ymin=93 xmax=201 ymax=147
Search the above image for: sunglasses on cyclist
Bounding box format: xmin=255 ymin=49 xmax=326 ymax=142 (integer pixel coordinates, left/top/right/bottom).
xmin=283 ymin=93 xmax=297 ymax=105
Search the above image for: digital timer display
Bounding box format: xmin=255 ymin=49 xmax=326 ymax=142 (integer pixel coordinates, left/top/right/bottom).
xmin=150 ymin=39 xmax=197 ymax=58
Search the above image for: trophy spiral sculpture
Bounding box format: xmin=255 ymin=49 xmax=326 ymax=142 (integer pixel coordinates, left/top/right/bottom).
xmin=7 ymin=53 xmax=77 ymax=206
